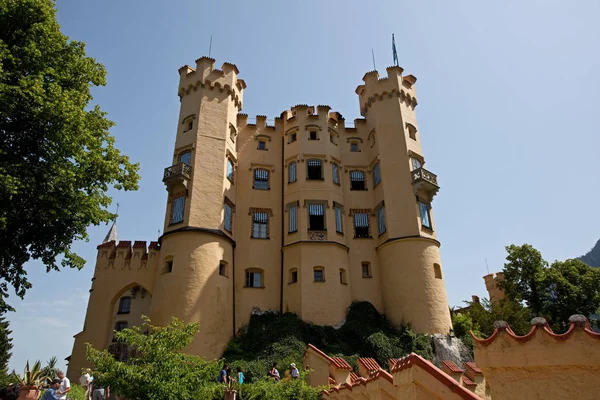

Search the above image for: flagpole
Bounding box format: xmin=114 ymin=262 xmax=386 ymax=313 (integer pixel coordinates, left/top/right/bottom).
xmin=371 ymin=49 xmax=376 ymax=71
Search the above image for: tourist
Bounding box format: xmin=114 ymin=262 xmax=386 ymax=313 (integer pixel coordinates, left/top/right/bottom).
xmin=219 ymin=363 xmax=230 ymax=384
xmin=290 ymin=363 xmax=299 ymax=379
xmin=79 ymin=369 xmax=92 ymax=400
xmin=236 ymin=367 xmax=244 ymax=384
xmin=268 ymin=362 xmax=280 ymax=381
xmin=91 ymin=379 xmax=110 ymax=400
xmin=42 ymin=378 xmax=62 ymax=400
xmin=56 ymin=371 xmax=70 ymax=400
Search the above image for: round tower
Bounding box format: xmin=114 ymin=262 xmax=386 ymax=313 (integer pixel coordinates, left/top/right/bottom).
xmin=356 ymin=67 xmax=451 ymax=334
xmin=149 ymin=57 xmax=244 ymax=359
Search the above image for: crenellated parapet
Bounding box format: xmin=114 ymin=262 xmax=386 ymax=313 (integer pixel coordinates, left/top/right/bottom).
xmin=355 ymin=66 xmax=418 ymax=116
xmin=177 ymin=56 xmax=245 ymax=110
xmin=94 ymin=239 xmax=160 ymax=271
xmin=472 ymin=315 xmax=600 ymax=400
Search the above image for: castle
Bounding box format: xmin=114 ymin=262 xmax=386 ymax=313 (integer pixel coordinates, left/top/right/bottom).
xmin=67 ymin=56 xmax=453 ymax=379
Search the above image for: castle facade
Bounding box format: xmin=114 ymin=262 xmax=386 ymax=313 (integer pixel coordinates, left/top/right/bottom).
xmin=67 ymin=57 xmax=452 ymax=379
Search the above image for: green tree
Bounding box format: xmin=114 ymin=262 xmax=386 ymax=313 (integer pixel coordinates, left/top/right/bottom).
xmin=499 ymin=244 xmax=547 ymax=315
xmin=465 ymin=297 xmax=531 ymax=337
xmin=0 ymin=0 xmax=139 ymax=312
xmin=542 ymin=259 xmax=600 ymax=332
xmin=0 ymin=315 xmax=12 ymax=387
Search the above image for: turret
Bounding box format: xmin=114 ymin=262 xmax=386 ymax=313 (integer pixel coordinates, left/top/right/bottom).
xmin=484 ymin=272 xmax=505 ymax=303
xmin=362 ymin=65 xmax=451 ymax=334
xmin=151 ymin=57 xmax=240 ymax=360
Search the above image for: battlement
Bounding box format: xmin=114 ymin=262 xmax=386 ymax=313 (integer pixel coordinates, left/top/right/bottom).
xmin=483 ymin=272 xmax=505 ymax=303
xmin=355 ymin=66 xmax=418 ymax=116
xmin=177 ymin=56 xmax=244 ymax=109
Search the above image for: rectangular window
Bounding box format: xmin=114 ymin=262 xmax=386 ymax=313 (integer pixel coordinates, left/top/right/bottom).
xmin=309 ymin=131 xmax=318 ymax=140
xmin=219 ymin=261 xmax=227 ymax=277
xmin=419 ymin=201 xmax=432 ymax=229
xmin=224 ymin=203 xmax=233 ymax=232
xmin=353 ymin=212 xmax=370 ymax=238
xmin=335 ymin=205 xmax=343 ymax=233
xmin=307 ymin=159 xmax=322 ymax=180
xmin=372 ymin=163 xmax=381 ymax=186
xmin=118 ymin=297 xmax=131 ymax=314
xmin=288 ymin=162 xmax=297 ymax=183
xmin=290 ymin=269 xmax=298 ymax=283
xmin=289 ymin=133 xmax=297 ymax=143
xmin=253 ymin=169 xmax=269 ymax=190
xmin=245 ymin=271 xmax=262 ymax=288
xmin=171 ymin=196 xmax=185 ymax=224
xmin=115 ymin=321 xmax=128 ymax=332
xmin=332 ymin=163 xmax=340 ymax=185
xmin=258 ymin=141 xmax=266 ymax=150
xmin=252 ymin=211 xmax=269 ymax=238
xmin=350 ymin=171 xmax=366 ymax=191
xmin=339 ymin=269 xmax=347 ymax=284
xmin=308 ymin=203 xmax=325 ymax=231
xmin=227 ymin=159 xmax=234 ymax=181
xmin=377 ymin=206 xmax=386 ymax=235
xmin=314 ymin=269 xmax=324 ymax=282
xmin=411 ymin=158 xmax=422 ymax=170
xmin=288 ymin=203 xmax=298 ymax=233
xmin=330 ymin=133 xmax=337 ymax=144
xmin=350 ymin=143 xmax=359 ymax=152
xmin=362 ymin=262 xmax=371 ymax=278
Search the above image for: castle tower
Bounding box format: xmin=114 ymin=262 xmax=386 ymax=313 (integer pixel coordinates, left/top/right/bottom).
xmin=483 ymin=272 xmax=505 ymax=303
xmin=356 ymin=67 xmax=452 ymax=334
xmin=150 ymin=57 xmax=244 ymax=359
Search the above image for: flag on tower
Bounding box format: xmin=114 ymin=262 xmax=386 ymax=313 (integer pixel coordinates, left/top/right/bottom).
xmin=392 ymin=34 xmax=399 ymax=66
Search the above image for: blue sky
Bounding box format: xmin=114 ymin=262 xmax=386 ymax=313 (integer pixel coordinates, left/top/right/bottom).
xmin=7 ymin=0 xmax=600 ymax=373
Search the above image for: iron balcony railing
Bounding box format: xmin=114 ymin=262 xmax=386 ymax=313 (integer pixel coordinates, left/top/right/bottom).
xmin=163 ymin=162 xmax=192 ymax=182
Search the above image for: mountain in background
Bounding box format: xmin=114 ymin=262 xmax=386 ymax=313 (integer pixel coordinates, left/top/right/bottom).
xmin=578 ymin=239 xmax=600 ymax=268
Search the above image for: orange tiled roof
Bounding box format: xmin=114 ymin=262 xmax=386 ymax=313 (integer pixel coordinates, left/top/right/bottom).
xmin=117 ymin=240 xmax=131 ymax=248
xmin=349 ymin=372 xmax=359 ymax=383
xmin=328 ymin=377 xmax=337 ymax=386
xmin=461 ymin=375 xmax=478 ymax=387
xmin=463 ymin=362 xmax=481 ymax=375
xmin=148 ymin=241 xmax=160 ymax=250
xmin=358 ymin=357 xmax=381 ymax=372
xmin=133 ymin=240 xmax=147 ymax=249
xmin=441 ymin=360 xmax=463 ymax=374
xmin=330 ymin=357 xmax=353 ymax=371
xmin=97 ymin=240 xmax=116 ymax=249
xmin=388 ymin=358 xmax=401 ymax=369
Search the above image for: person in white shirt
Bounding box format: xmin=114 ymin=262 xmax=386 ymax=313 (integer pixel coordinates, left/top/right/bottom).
xmin=56 ymin=370 xmax=70 ymax=400
xmin=79 ymin=369 xmax=92 ymax=400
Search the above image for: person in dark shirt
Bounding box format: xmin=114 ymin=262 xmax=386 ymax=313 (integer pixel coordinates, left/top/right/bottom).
xmin=42 ymin=379 xmax=62 ymax=400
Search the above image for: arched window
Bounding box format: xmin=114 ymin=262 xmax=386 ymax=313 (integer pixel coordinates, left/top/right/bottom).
xmin=288 ymin=162 xmax=297 ymax=183
xmin=313 ymin=267 xmax=325 ymax=282
xmin=434 ymin=263 xmax=442 ymax=279
xmin=227 ymin=158 xmax=234 ymax=182
xmin=117 ymin=296 xmax=131 ymax=314
xmin=332 ymin=163 xmax=340 ymax=185
xmin=411 ymin=157 xmax=422 ymax=171
xmin=339 ymin=269 xmax=347 ymax=284
xmin=245 ymin=268 xmax=264 ymax=288
xmin=350 ymin=171 xmax=366 ymax=191
xmin=289 ymin=268 xmax=298 ymax=284
xmin=179 ymin=150 xmax=192 ymax=166
xmin=307 ymin=159 xmax=323 ymax=180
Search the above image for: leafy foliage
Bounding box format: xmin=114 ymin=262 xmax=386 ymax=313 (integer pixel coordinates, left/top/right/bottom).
xmin=16 ymin=360 xmax=48 ymax=386
xmin=0 ymin=0 xmax=139 ymax=312
xmin=224 ymin=302 xmax=433 ymax=380
xmin=0 ymin=315 xmax=12 ymax=385
xmin=42 ymin=356 xmax=59 ymax=382
xmin=86 ymin=317 xmax=319 ymax=400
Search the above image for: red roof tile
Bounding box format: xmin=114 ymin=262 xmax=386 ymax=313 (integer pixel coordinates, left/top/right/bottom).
xmin=117 ymin=240 xmax=132 ymax=248
xmin=390 ymin=353 xmax=481 ymax=400
xmin=328 ymin=377 xmax=337 ymax=386
xmin=330 ymin=357 xmax=353 ymax=371
xmin=148 ymin=241 xmax=160 ymax=250
xmin=388 ymin=358 xmax=401 ymax=370
xmin=133 ymin=241 xmax=147 ymax=249
xmin=349 ymin=372 xmax=359 ymax=383
xmin=358 ymin=357 xmax=380 ymax=372
xmin=441 ymin=360 xmax=463 ymax=374
xmin=463 ymin=362 xmax=482 ymax=375
xmin=97 ymin=240 xmax=116 ymax=249
xmin=461 ymin=375 xmax=478 ymax=387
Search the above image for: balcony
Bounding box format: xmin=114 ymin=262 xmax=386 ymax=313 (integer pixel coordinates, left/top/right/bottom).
xmin=411 ymin=167 xmax=439 ymax=200
xmin=163 ymin=162 xmax=192 ymax=192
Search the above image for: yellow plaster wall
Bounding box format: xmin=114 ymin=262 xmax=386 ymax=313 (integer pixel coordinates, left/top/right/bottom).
xmin=304 ymin=351 xmax=330 ymax=389
xmin=475 ymin=329 xmax=600 ymax=400
xmin=108 ymin=290 xmax=152 ymax=342
xmin=377 ymin=238 xmax=451 ymax=334
xmin=67 ymin=244 xmax=158 ymax=380
xmin=150 ymin=232 xmax=233 ymax=360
